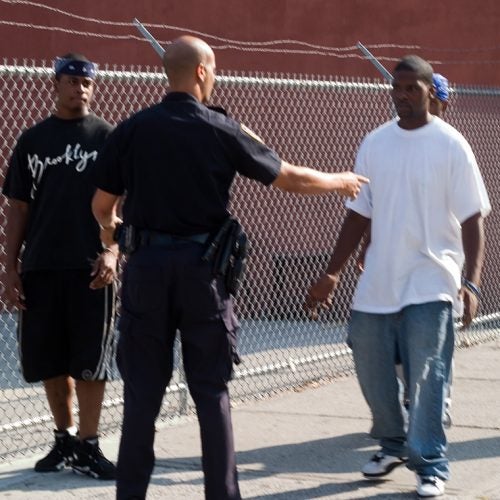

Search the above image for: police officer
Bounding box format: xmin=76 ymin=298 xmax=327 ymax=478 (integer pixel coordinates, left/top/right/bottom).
xmin=92 ymin=35 xmax=368 ymax=500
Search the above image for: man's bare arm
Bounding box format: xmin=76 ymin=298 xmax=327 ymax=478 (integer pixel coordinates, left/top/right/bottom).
xmin=305 ymin=210 xmax=370 ymax=314
xmin=461 ymin=212 xmax=485 ymax=326
xmin=91 ymin=189 xmax=122 ymax=249
xmin=462 ymin=212 xmax=485 ymax=285
xmin=5 ymin=199 xmax=29 ymax=309
xmin=272 ymin=161 xmax=369 ymax=197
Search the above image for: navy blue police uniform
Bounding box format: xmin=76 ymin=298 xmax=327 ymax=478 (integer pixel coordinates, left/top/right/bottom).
xmin=94 ymin=92 xmax=282 ymax=500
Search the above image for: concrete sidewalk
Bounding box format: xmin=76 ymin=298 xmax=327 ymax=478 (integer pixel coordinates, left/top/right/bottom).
xmin=0 ymin=340 xmax=499 ymax=499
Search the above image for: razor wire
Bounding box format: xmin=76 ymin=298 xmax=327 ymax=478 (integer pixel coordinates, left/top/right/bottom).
xmin=0 ymin=62 xmax=499 ymax=461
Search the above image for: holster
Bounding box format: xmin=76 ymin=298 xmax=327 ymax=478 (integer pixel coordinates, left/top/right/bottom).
xmin=202 ymin=217 xmax=249 ymax=296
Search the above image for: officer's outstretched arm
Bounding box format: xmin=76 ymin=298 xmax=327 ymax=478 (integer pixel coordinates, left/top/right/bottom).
xmin=92 ymin=188 xmax=122 ymax=249
xmin=272 ymin=161 xmax=369 ymax=198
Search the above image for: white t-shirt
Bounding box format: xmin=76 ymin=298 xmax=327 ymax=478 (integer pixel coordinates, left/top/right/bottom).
xmin=346 ymin=117 xmax=491 ymax=315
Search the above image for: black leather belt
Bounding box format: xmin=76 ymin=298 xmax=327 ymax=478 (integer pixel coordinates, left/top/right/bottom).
xmin=139 ymin=230 xmax=210 ymax=247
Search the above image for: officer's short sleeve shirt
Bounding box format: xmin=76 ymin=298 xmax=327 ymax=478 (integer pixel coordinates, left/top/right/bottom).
xmin=94 ymin=92 xmax=282 ymax=235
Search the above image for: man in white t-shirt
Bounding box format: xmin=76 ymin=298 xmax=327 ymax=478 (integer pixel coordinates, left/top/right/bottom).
xmin=357 ymin=72 xmax=454 ymax=429
xmin=305 ymin=55 xmax=490 ymax=498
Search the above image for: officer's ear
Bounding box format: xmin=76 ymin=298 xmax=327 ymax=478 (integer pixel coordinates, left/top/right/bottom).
xmin=196 ymin=62 xmax=207 ymax=83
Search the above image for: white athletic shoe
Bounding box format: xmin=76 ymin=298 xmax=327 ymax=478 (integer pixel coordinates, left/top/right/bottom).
xmin=361 ymin=450 xmax=407 ymax=478
xmin=416 ymin=475 xmax=445 ymax=497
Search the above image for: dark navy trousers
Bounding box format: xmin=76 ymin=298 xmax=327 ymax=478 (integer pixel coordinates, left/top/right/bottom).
xmin=115 ymin=242 xmax=241 ymax=500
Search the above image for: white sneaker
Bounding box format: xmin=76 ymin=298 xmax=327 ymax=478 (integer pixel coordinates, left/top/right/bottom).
xmin=416 ymin=475 xmax=445 ymax=497
xmin=361 ymin=450 xmax=407 ymax=478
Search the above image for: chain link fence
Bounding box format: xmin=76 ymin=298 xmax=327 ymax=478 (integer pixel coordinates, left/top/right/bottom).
xmin=1 ymin=62 xmax=499 ymax=461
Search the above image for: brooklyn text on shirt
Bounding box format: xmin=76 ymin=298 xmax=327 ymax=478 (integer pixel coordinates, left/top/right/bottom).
xmin=27 ymin=143 xmax=98 ymax=198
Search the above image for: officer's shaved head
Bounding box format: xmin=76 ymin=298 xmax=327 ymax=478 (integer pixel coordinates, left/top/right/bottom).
xmin=163 ymin=36 xmax=214 ymax=87
xmin=162 ymin=36 xmax=216 ymax=103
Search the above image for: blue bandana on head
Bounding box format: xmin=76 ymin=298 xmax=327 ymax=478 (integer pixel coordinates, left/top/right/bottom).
xmin=433 ymin=73 xmax=449 ymax=102
xmin=54 ymin=57 xmax=97 ymax=79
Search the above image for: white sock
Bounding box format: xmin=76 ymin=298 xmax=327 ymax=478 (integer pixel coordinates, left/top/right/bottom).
xmin=66 ymin=425 xmax=78 ymax=436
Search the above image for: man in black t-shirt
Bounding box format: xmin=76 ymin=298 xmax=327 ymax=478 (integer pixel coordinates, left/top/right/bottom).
xmin=2 ymin=53 xmax=117 ymax=480
xmin=92 ymin=36 xmax=368 ymax=500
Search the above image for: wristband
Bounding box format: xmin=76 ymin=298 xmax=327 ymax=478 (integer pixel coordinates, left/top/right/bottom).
xmin=462 ymin=278 xmax=480 ymax=298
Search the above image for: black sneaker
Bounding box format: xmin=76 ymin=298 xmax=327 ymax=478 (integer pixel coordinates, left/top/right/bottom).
xmin=71 ymin=437 xmax=116 ymax=480
xmin=34 ymin=430 xmax=78 ymax=472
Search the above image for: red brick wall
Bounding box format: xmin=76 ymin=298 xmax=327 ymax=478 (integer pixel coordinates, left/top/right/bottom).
xmin=1 ymin=0 xmax=499 ymax=85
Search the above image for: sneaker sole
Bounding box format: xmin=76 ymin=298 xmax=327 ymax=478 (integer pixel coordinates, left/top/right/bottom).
xmin=417 ymin=491 xmax=444 ymax=498
xmin=35 ymin=459 xmax=70 ymax=473
xmin=72 ymin=466 xmax=116 ymax=481
xmin=34 ymin=465 xmax=65 ymax=473
xmin=362 ymin=458 xmax=407 ymax=478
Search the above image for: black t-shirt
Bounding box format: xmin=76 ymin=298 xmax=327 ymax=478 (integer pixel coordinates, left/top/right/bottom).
xmin=2 ymin=114 xmax=113 ymax=271
xmin=93 ymin=92 xmax=281 ymax=236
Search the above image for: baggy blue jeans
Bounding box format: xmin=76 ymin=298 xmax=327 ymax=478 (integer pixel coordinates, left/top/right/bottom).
xmin=348 ymin=301 xmax=454 ymax=480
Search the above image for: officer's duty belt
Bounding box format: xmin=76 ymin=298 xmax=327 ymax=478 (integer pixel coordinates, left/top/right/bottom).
xmin=139 ymin=229 xmax=209 ymax=247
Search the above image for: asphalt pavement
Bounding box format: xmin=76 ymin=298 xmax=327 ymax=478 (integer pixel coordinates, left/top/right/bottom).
xmin=0 ymin=339 xmax=499 ymax=499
